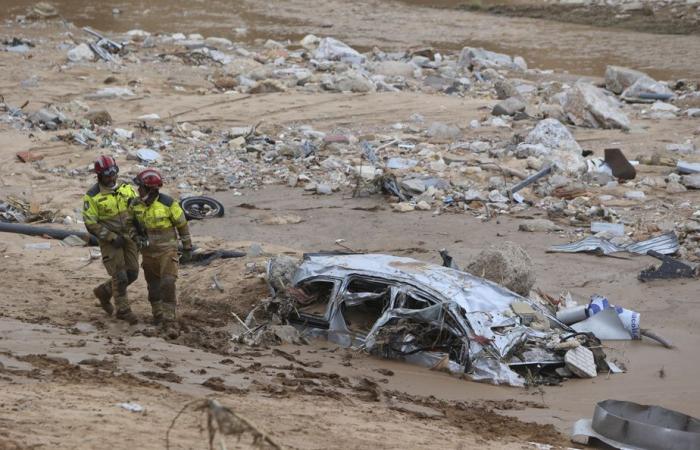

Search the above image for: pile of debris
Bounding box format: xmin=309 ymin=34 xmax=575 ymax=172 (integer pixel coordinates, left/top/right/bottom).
xmin=3 ymin=25 xmax=700 ymax=259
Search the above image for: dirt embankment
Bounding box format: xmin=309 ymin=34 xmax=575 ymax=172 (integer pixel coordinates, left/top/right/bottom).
xmin=402 ymin=0 xmax=700 ymax=35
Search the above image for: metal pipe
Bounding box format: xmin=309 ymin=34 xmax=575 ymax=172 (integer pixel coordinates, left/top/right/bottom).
xmin=0 ymin=222 xmax=98 ymax=246
xmin=507 ymin=164 xmax=552 ymax=197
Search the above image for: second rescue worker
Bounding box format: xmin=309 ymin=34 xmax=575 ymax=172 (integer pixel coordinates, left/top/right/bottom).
xmin=130 ymin=169 xmax=192 ymax=338
xmin=82 ymin=155 xmax=139 ymax=324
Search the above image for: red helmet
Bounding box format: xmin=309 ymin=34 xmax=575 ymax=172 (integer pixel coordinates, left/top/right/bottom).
xmin=134 ymin=168 xmax=163 ymax=188
xmin=94 ymin=155 xmax=119 ymax=176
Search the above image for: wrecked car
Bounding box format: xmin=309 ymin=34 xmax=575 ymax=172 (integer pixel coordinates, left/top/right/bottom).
xmin=259 ymin=253 xmax=611 ymax=387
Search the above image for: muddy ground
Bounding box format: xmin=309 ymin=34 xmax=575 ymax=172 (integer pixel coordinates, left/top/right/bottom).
xmin=1 ymin=1 xmax=700 ymax=449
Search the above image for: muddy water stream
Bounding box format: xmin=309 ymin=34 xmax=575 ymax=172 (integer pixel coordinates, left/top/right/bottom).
xmin=3 ymin=0 xmax=700 ymax=79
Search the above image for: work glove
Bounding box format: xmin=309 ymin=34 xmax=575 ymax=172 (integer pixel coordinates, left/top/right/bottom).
xmin=111 ymin=235 xmax=126 ymax=248
xmin=180 ymin=248 xmax=193 ymax=263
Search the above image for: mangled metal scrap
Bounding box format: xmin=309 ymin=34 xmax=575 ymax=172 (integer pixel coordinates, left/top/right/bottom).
xmin=548 ymin=231 xmax=679 ymax=256
xmin=639 ymin=250 xmax=697 ymax=281
xmin=572 ymin=400 xmax=700 ymax=450
xmin=265 ymin=253 xmax=611 ymax=386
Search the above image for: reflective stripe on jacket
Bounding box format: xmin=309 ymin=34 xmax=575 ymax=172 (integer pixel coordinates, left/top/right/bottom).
xmin=82 ymin=182 xmax=137 ymax=242
xmin=130 ymin=193 xmax=191 ymax=254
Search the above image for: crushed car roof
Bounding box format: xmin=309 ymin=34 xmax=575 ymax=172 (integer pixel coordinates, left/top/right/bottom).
xmin=294 ymin=253 xmax=525 ymax=313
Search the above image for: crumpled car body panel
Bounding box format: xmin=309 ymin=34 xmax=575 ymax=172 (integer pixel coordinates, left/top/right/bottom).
xmin=277 ymin=253 xmax=567 ymax=386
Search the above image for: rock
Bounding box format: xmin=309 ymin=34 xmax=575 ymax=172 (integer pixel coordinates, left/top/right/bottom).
xmin=516 ymin=118 xmax=585 ymax=174
xmin=426 ymin=122 xmax=461 ymax=140
xmin=687 ymin=108 xmax=700 ymax=118
xmin=458 ymin=47 xmax=515 ymax=70
xmin=518 ymin=219 xmax=563 ymax=232
xmin=67 ymin=43 xmax=95 ymax=62
xmin=213 ymin=76 xmax=238 ymax=90
xmin=494 ymin=80 xmax=520 ymax=100
xmin=316 ymin=183 xmax=332 ymax=195
xmin=564 ymin=82 xmax=630 ymax=130
xmin=667 ymin=181 xmax=688 ymax=193
xmin=300 ymin=34 xmax=321 ymax=50
xmin=249 ymin=79 xmax=286 ymax=94
xmin=84 ymin=110 xmax=112 ymax=126
xmin=624 ymin=190 xmax=646 ymax=200
xmin=667 ymin=142 xmax=696 ymax=154
xmin=401 ymin=178 xmax=426 ymax=194
xmin=466 ymin=241 xmax=536 ymax=296
xmin=322 ymin=71 xmax=375 ymax=93
xmin=513 ymin=56 xmax=528 ymax=71
xmin=682 ymin=174 xmax=700 ymax=189
xmin=372 ymin=61 xmax=416 ymax=78
xmin=85 ymin=87 xmax=135 ymax=100
xmin=205 ymin=37 xmax=233 ymax=48
xmin=605 ymin=65 xmax=648 ymax=94
xmin=622 ymin=77 xmax=674 ymax=102
xmin=416 ymin=200 xmax=431 ymax=211
xmin=314 ymin=37 xmax=364 ymax=64
xmin=392 ymin=202 xmax=415 ymax=212
xmin=539 ymin=103 xmax=567 ymax=122
xmin=650 ymin=101 xmax=679 ymax=113
xmin=492 ymin=97 xmax=526 ymax=116
xmin=488 ymin=190 xmax=509 ymax=203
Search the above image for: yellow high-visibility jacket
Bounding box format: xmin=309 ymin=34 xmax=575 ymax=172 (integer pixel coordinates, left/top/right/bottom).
xmin=129 ymin=194 xmax=191 ymax=254
xmin=82 ymin=182 xmax=137 ymax=242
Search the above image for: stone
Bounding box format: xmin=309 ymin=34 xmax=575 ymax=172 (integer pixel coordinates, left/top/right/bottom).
xmin=624 ymin=190 xmax=646 ymax=200
xmin=622 ymin=77 xmax=674 ymax=102
xmin=494 ymin=80 xmax=520 ymax=100
xmin=564 ymin=82 xmax=630 ymax=130
xmin=322 ymin=71 xmax=375 ymax=93
xmin=687 ymin=108 xmax=700 ymax=118
xmin=466 ymin=241 xmax=536 ymax=296
xmin=316 ymin=184 xmax=333 ymax=195
xmin=314 ymin=37 xmax=364 ymax=64
xmin=605 ymin=65 xmax=648 ymax=94
xmin=426 ymin=122 xmax=461 ymax=140
xmin=650 ymin=101 xmax=679 ymax=113
xmin=518 ymin=219 xmax=563 ymax=232
xmin=458 ymin=47 xmax=515 ymax=70
xmin=85 ymin=87 xmax=135 ymax=100
xmin=513 ymin=56 xmax=528 ymax=71
xmin=667 ymin=142 xmax=696 ymax=154
xmin=205 ymin=37 xmax=233 ymax=48
xmin=84 ymin=110 xmax=112 ymax=126
xmin=401 ymin=178 xmax=426 ymax=194
xmin=488 ymin=190 xmax=509 ymax=203
xmin=539 ymin=104 xmax=567 ymax=122
xmin=492 ymin=97 xmax=526 ymax=116
xmin=667 ymin=181 xmax=687 ymax=193
xmin=372 ymin=61 xmax=416 ymax=78
xmin=516 ymin=118 xmax=585 ymax=174
xmin=67 ymin=43 xmax=95 ymax=62
xmin=249 ymin=79 xmax=286 ymax=94
xmin=300 ymin=34 xmax=321 ymax=50
xmin=392 ymin=202 xmax=415 ymax=212
xmin=416 ymin=200 xmax=431 ymax=211
xmin=214 ymin=76 xmax=238 ymax=90
xmin=682 ymin=174 xmax=700 ymax=189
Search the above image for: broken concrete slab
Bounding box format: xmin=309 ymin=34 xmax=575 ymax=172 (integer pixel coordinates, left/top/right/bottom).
xmin=564 ymin=82 xmax=630 ymax=130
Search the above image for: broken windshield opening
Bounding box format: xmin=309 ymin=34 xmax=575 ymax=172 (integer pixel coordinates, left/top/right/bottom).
xmin=294 ymin=279 xmax=336 ymax=317
xmin=341 ymin=278 xmax=392 ymax=332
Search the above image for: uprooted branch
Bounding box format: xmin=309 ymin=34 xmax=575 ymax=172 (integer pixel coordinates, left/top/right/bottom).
xmin=166 ymin=398 xmax=281 ymax=450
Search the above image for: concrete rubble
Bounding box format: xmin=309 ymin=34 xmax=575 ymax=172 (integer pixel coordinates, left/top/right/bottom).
xmin=1 ymin=25 xmax=699 ymax=264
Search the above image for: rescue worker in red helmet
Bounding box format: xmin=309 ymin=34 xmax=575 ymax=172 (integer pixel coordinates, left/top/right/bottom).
xmin=129 ymin=168 xmax=192 ymax=338
xmin=82 ymin=155 xmax=139 ymax=324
